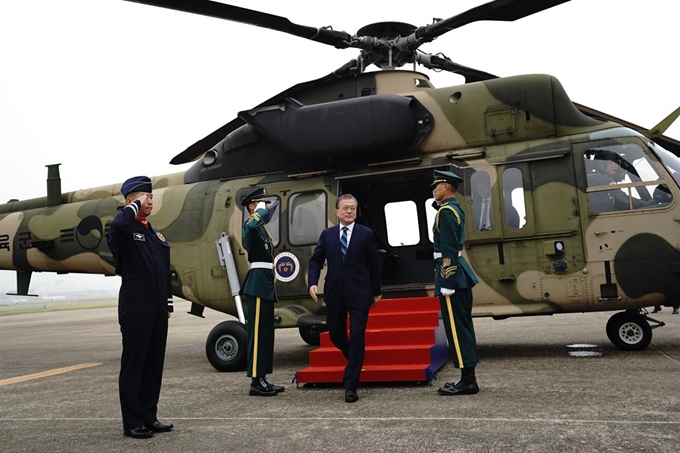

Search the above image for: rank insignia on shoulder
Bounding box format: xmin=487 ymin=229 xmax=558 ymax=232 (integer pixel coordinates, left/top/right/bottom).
xmin=156 ymin=232 xmax=166 ymax=242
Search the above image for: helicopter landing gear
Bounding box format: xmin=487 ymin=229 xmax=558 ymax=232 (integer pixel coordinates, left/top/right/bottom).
xmin=299 ymin=324 xmax=328 ymax=346
xmin=606 ymin=311 xmax=660 ymax=351
xmin=206 ymin=320 xmax=248 ymax=372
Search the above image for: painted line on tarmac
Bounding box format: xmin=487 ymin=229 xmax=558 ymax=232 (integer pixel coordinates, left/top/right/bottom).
xmin=0 ymin=363 xmax=102 ymax=386
xmin=0 ymin=417 xmax=678 ymax=425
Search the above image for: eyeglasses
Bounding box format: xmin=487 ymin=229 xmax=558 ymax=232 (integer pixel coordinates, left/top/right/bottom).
xmin=338 ymin=206 xmax=356 ymax=212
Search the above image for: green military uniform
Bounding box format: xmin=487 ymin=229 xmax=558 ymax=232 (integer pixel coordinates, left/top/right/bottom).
xmin=240 ymin=190 xmax=277 ymax=380
xmin=433 ymin=196 xmax=479 ymax=369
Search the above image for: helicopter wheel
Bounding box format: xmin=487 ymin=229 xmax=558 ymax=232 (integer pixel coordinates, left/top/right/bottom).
xmin=299 ymin=324 xmax=327 ymax=346
xmin=606 ymin=312 xmax=652 ymax=351
xmin=205 ymin=320 xmax=248 ymax=372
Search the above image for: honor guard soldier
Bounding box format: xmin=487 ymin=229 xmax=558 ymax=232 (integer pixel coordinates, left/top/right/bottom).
xmin=430 ymin=170 xmax=481 ymax=395
xmin=107 ymin=176 xmax=174 ymax=438
xmin=241 ymin=188 xmax=284 ymax=396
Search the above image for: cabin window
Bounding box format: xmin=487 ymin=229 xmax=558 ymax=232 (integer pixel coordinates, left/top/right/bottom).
xmin=424 ymin=198 xmax=435 ymax=243
xmin=471 ymin=171 xmax=494 ymax=232
xmin=385 ymin=201 xmax=419 ymax=247
xmin=242 ymin=195 xmax=281 ymax=246
xmin=584 ymin=143 xmax=672 ymax=213
xmin=502 ymin=168 xmax=526 ymax=229
xmin=288 ymin=191 xmax=326 ymax=246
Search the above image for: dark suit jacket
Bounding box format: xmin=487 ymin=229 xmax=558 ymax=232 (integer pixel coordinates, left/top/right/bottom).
xmin=308 ymin=223 xmax=381 ymax=308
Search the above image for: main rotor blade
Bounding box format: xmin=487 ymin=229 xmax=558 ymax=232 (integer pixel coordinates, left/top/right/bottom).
xmin=124 ymin=0 xmax=352 ymax=47
xmin=415 ymin=0 xmax=570 ymax=42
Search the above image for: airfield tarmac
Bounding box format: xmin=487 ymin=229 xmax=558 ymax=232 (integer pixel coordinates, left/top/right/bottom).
xmin=1 ymin=302 xmax=678 ymax=453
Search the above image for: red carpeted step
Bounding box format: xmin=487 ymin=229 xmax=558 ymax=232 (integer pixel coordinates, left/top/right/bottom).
xmin=309 ymin=344 xmax=436 ymax=367
xmin=366 ymin=311 xmax=440 ymax=329
xmin=296 ymin=363 xmax=438 ymax=384
xmin=369 ymin=296 xmax=441 ymax=313
xmin=319 ymin=325 xmax=439 ymax=348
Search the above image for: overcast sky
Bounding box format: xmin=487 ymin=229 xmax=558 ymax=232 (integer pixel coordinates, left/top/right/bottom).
xmin=1 ymin=0 xmax=679 ymax=294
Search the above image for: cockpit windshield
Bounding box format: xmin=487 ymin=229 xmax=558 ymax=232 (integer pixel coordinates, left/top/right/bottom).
xmin=650 ymin=141 xmax=680 ymax=186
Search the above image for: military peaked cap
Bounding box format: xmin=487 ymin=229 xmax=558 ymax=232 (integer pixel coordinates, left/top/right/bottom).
xmin=241 ymin=187 xmax=271 ymax=206
xmin=121 ymin=176 xmax=152 ymax=198
xmin=431 ymin=169 xmax=464 ymax=188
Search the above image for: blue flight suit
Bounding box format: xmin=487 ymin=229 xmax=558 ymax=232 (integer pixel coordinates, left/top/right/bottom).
xmin=107 ymin=199 xmax=173 ymax=432
xmin=241 ymin=208 xmax=276 ymax=378
xmin=433 ymin=197 xmax=479 ymax=369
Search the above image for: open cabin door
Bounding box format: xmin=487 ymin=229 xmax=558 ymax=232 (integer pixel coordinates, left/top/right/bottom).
xmin=338 ymin=167 xmax=441 ymax=298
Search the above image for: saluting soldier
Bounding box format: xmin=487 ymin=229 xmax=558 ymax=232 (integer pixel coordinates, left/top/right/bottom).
xmin=430 ymin=170 xmax=481 ymax=395
xmin=107 ymin=176 xmax=174 ymax=438
xmin=240 ymin=187 xmax=284 ymax=396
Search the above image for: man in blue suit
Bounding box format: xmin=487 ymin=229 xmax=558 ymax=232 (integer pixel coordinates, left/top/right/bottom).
xmin=308 ymin=194 xmax=382 ymax=403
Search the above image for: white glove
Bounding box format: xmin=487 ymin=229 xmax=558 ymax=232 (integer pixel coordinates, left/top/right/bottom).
xmin=255 ymin=201 xmax=267 ymax=211
xmin=441 ymin=287 xmax=455 ymax=296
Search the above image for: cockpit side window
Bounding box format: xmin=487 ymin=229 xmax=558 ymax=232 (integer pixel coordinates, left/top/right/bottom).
xmin=584 ymin=143 xmax=672 ymax=213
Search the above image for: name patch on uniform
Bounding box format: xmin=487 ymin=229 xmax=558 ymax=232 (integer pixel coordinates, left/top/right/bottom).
xmin=133 ymin=233 xmax=145 ymax=241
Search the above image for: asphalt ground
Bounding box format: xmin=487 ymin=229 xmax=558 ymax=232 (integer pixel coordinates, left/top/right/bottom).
xmin=1 ymin=302 xmax=678 ymax=453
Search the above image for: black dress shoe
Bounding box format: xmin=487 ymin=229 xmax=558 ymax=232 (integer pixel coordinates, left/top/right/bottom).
xmin=146 ymin=421 xmax=174 ymax=433
xmin=438 ymin=379 xmax=479 ymax=396
xmin=345 ymin=390 xmax=359 ymax=403
xmin=124 ymin=425 xmax=153 ymax=439
xmin=249 ymin=377 xmax=277 ymax=396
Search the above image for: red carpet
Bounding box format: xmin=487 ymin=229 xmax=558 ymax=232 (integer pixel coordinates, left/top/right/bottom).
xmin=295 ymin=296 xmax=449 ymax=384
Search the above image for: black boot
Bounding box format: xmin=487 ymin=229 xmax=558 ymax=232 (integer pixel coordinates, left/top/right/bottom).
xmin=438 ymin=366 xmax=479 ymax=396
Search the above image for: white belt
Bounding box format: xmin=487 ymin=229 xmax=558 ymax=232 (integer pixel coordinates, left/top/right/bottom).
xmin=433 ymin=252 xmax=462 ymax=259
xmin=250 ymin=262 xmax=273 ymax=270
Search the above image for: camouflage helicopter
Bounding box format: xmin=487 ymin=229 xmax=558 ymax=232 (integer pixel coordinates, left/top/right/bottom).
xmin=1 ymin=0 xmax=680 ymax=372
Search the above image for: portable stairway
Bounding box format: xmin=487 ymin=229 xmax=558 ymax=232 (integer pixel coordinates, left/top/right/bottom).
xmin=295 ymin=296 xmax=448 ymax=385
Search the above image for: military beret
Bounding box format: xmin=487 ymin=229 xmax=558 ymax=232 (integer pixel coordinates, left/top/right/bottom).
xmin=241 ymin=187 xmax=271 ymax=207
xmin=121 ymin=176 xmax=152 ymax=198
xmin=431 ymin=169 xmax=464 ymax=188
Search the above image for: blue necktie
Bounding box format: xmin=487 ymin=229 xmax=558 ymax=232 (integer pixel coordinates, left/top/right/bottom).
xmin=340 ymin=226 xmax=348 ymax=262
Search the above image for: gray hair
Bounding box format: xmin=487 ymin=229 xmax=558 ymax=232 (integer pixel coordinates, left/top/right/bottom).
xmin=335 ymin=193 xmax=358 ymax=209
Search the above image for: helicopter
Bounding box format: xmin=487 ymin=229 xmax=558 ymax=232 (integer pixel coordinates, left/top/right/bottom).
xmin=1 ymin=0 xmax=680 ymax=372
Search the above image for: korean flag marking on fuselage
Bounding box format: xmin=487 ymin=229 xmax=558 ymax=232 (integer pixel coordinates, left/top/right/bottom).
xmin=133 ymin=233 xmax=145 ymax=241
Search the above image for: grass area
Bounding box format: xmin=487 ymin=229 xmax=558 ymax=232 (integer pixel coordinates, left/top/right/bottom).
xmin=0 ymin=301 xmax=118 ymax=316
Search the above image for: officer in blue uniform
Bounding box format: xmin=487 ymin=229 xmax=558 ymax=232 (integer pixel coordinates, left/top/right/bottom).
xmin=107 ymin=176 xmax=174 ymax=438
xmin=431 ymin=170 xmax=480 ymax=395
xmin=240 ymin=187 xmax=284 ymax=396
